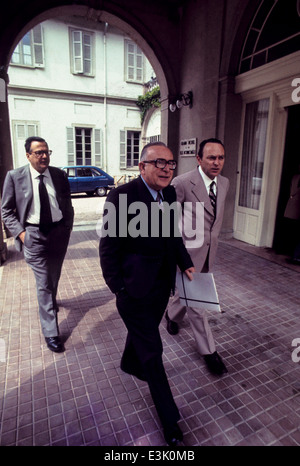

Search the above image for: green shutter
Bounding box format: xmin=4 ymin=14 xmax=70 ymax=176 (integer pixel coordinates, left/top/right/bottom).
xmin=33 ymin=25 xmax=44 ymax=67
xmin=66 ymin=127 xmax=75 ymax=164
xmin=72 ymin=30 xmax=83 ymax=73
xmin=120 ymin=130 xmax=126 ymax=169
xmin=94 ymin=129 xmax=102 ymax=167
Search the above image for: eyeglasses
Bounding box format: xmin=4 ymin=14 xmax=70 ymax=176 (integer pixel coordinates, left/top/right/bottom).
xmin=143 ymin=158 xmax=177 ymax=170
xmin=29 ymin=150 xmax=52 ymax=157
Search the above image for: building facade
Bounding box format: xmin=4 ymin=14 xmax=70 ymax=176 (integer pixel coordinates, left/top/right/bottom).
xmin=8 ymin=17 xmax=159 ymax=180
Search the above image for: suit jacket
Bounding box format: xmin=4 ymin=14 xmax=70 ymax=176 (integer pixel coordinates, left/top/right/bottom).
xmin=172 ymin=168 xmax=229 ymax=271
xmin=1 ymin=164 xmax=74 ymax=252
xmin=99 ymin=176 xmax=193 ymax=299
xmin=284 ymin=174 xmax=300 ymax=220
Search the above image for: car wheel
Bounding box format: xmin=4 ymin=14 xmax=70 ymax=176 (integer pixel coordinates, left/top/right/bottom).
xmin=96 ymin=187 xmax=107 ymax=197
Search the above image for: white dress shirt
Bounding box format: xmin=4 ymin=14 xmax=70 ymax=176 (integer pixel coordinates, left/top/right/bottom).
xmin=198 ymin=166 xmax=217 ymax=195
xmin=26 ymin=165 xmax=63 ymax=224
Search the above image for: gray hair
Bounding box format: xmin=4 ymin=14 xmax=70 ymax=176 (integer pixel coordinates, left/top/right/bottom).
xmin=140 ymin=142 xmax=167 ymax=161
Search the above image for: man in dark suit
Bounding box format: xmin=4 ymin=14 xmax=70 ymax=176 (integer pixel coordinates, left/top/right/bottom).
xmin=1 ymin=136 xmax=74 ymax=352
xmin=166 ymin=138 xmax=229 ymax=375
xmin=99 ymin=142 xmax=194 ymax=446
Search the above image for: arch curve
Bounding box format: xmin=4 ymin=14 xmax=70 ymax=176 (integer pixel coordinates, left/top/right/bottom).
xmin=7 ymin=5 xmax=169 ymax=104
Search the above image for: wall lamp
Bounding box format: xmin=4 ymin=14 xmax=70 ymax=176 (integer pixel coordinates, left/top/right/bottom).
xmin=169 ymin=91 xmax=193 ymax=112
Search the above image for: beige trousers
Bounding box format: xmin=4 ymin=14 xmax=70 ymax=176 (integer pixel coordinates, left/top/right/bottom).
xmin=168 ymin=288 xmax=216 ymax=355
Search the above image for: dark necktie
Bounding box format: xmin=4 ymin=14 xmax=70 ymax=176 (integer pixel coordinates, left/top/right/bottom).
xmin=209 ymin=181 xmax=216 ymax=217
xmin=38 ymin=174 xmax=52 ymax=233
xmin=156 ymin=191 xmax=163 ymax=209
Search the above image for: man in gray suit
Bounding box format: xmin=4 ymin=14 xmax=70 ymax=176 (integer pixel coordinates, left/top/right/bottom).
xmin=1 ymin=136 xmax=74 ymax=352
xmin=166 ymin=138 xmax=229 ymax=375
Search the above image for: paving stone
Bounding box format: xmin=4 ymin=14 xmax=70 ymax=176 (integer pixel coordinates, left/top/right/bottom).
xmin=0 ymin=205 xmax=299 ymax=446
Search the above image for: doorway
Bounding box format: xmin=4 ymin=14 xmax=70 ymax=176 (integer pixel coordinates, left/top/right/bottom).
xmin=273 ymin=104 xmax=300 ymax=254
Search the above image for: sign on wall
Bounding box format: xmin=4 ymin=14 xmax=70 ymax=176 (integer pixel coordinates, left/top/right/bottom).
xmin=180 ymin=138 xmax=197 ymax=156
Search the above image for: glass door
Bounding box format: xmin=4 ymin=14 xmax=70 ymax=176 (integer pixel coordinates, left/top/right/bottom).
xmin=234 ymin=98 xmax=270 ymax=244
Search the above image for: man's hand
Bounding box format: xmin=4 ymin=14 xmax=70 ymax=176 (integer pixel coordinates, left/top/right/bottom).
xmin=184 ymin=266 xmax=195 ymax=281
xmin=18 ymin=231 xmax=26 ymax=244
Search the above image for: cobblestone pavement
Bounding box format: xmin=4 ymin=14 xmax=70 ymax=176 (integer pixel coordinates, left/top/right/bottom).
xmin=0 ymin=195 xmax=299 ymax=446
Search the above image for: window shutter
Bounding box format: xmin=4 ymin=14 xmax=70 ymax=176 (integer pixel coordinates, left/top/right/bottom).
xmin=72 ymin=30 xmax=83 ymax=73
xmin=83 ymin=33 xmax=92 ymax=75
xmin=15 ymin=123 xmax=38 ymax=139
xmin=27 ymin=124 xmax=37 ymax=137
xmin=136 ymin=46 xmax=143 ymax=82
xmin=127 ymin=42 xmax=135 ymax=80
xmin=126 ymin=41 xmax=143 ymax=82
xmin=66 ymin=127 xmax=75 ymax=165
xmin=120 ymin=130 xmax=126 ymax=169
xmin=94 ymin=129 xmax=102 ymax=167
xmin=16 ymin=124 xmax=26 ymax=139
xmin=11 ymin=44 xmax=21 ymax=64
xmin=32 ymin=25 xmax=44 ymax=67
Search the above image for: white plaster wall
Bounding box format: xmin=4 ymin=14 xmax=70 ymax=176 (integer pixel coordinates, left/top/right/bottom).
xmin=8 ymin=18 xmax=156 ymax=177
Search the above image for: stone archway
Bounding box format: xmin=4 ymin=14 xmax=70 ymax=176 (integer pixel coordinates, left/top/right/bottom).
xmin=1 ymin=4 xmax=174 ymax=182
xmin=0 ymin=2 xmax=175 ymax=257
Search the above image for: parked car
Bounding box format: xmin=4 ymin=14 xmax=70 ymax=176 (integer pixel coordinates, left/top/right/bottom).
xmin=61 ymin=165 xmax=115 ymax=197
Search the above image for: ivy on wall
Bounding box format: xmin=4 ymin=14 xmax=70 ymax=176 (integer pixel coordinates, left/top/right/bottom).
xmin=136 ymin=87 xmax=160 ymax=124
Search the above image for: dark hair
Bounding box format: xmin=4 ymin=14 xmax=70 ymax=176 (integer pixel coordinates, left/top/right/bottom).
xmin=197 ymin=138 xmax=224 ymax=159
xmin=25 ymin=136 xmax=46 ymax=153
xmin=140 ymin=142 xmax=167 ymax=161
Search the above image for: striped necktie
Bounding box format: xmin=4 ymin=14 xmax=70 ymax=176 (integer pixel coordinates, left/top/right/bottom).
xmin=209 ymin=181 xmax=216 ymax=217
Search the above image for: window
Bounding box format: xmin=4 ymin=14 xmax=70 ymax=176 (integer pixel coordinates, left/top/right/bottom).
xmin=70 ymin=29 xmax=94 ymax=76
xmin=120 ymin=130 xmax=141 ymax=169
xmin=125 ymin=40 xmax=143 ymax=82
xmin=12 ymin=121 xmax=39 ymax=167
xmin=14 ymin=121 xmax=39 ymax=140
xmin=239 ymin=0 xmax=300 ymax=73
xmin=147 ymin=135 xmax=161 ymax=144
xmin=66 ymin=127 xmax=102 ymax=166
xmin=238 ymin=99 xmax=270 ymax=210
xmin=75 ymin=128 xmax=92 ymax=165
xmin=11 ymin=25 xmax=44 ymax=68
xmin=65 ymin=167 xmax=76 ymax=177
xmin=77 ymin=167 xmax=94 ymax=177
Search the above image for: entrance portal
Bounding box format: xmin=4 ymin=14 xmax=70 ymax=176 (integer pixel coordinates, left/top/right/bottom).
xmin=273 ymin=104 xmax=300 ymax=255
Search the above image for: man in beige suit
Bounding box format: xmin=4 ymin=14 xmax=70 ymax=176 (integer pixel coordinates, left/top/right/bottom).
xmin=166 ymin=138 xmax=229 ymax=375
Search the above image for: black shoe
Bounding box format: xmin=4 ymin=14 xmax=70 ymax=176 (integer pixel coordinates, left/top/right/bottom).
xmin=165 ymin=310 xmax=179 ymax=335
xmin=204 ymin=351 xmax=228 ymax=376
xmin=163 ymin=423 xmax=183 ymax=446
xmin=45 ymin=336 xmax=64 ymax=353
xmin=120 ymin=362 xmax=147 ymax=382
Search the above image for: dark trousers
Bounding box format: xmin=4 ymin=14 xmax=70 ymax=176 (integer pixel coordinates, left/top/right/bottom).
xmin=116 ymin=282 xmax=180 ymax=428
xmin=23 ymin=222 xmax=70 ymax=337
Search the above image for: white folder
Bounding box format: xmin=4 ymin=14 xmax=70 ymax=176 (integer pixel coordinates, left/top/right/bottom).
xmin=176 ymin=271 xmax=221 ymax=312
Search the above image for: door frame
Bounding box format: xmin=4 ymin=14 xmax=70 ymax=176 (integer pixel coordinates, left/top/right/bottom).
xmin=233 ymin=51 xmax=300 ymax=247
